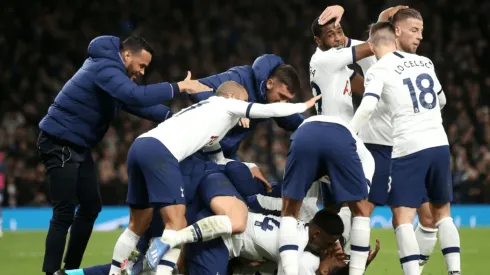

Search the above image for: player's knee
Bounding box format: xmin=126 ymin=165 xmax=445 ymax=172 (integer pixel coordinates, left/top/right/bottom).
xmin=76 ymin=201 xmax=102 ymax=220
xmin=161 ymin=204 xmax=187 ymax=230
xmin=230 ymin=203 xmax=248 ymax=234
xmin=348 ymin=200 xmax=371 ymax=217
xmin=391 ymin=207 xmax=416 ymax=228
xmin=429 ymin=202 xmax=451 ymax=223
xmin=281 ymin=197 xmax=302 ymax=218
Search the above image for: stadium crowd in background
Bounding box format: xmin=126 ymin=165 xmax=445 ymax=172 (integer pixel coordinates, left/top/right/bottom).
xmin=1 ymin=0 xmax=490 ymax=207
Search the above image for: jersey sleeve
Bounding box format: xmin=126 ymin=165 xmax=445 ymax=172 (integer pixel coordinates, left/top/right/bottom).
xmin=225 ymin=99 xmax=307 ymax=119
xmin=202 ymin=143 xmax=234 ymax=165
xmin=312 ymin=47 xmax=356 ymax=72
xmin=353 ymin=134 xmax=375 ymax=184
xmin=349 ymin=39 xmax=377 ymax=74
xmin=349 ymin=68 xmax=385 ymax=134
xmin=426 ymin=57 xmax=446 ymax=109
xmin=298 ymin=252 xmax=320 ymax=275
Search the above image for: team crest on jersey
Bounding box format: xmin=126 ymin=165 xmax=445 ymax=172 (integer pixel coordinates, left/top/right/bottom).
xmin=365 ymin=73 xmax=374 ymax=86
xmin=207 ymin=136 xmax=219 ymax=146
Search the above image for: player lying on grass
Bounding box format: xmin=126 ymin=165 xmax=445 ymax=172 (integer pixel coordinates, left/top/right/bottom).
xmin=350 ymin=21 xmax=459 ymax=275
xmin=108 ymin=80 xmax=319 ymax=274
xmin=55 ymin=156 xmax=274 ymax=275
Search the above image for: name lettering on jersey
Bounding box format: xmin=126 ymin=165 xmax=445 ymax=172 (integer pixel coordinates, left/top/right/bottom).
xmin=309 ymin=67 xmax=316 ymax=78
xmin=394 ymin=59 xmax=433 ymax=75
xmin=207 ymin=135 xmax=219 ymax=146
xmin=343 ymin=80 xmax=351 ymax=96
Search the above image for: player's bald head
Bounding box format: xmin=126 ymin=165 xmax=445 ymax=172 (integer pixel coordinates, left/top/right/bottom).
xmin=216 ymin=81 xmax=248 ymax=101
xmin=369 ymin=21 xmax=397 ymax=46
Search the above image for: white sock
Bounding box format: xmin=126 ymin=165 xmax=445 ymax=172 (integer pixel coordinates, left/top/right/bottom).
xmin=279 ymin=216 xmax=300 ymax=275
xmin=156 ymin=248 xmax=180 ymax=275
xmin=163 ymin=215 xmax=232 ymax=248
xmin=109 ymin=228 xmax=140 ymax=275
xmin=436 ymin=217 xmax=461 ymax=274
xmin=415 ymin=224 xmax=438 ymax=272
xmin=338 ymin=206 xmax=352 ymax=255
xmin=349 ymin=216 xmax=370 ymax=275
xmin=395 ymin=223 xmax=420 ymax=275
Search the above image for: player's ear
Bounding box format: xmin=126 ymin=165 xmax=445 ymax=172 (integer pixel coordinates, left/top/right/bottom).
xmin=368 ymin=42 xmax=375 ymax=54
xmin=314 ymin=36 xmax=322 ymax=46
xmin=395 ymin=26 xmax=401 ymax=37
xmin=266 ymin=78 xmax=274 ymax=90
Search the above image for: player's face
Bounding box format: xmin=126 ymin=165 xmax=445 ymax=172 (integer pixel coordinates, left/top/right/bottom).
xmin=316 ymin=23 xmax=346 ymax=49
xmin=123 ymin=49 xmax=152 ymax=81
xmin=266 ymin=79 xmax=294 ymax=103
xmin=308 ymin=229 xmax=340 ymax=255
xmin=395 ymin=18 xmax=423 ymax=53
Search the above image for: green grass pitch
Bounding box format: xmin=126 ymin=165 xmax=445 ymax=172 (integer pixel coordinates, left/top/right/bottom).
xmin=0 ymin=228 xmax=488 ymax=274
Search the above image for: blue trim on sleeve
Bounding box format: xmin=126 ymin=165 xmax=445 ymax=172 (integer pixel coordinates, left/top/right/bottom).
xmin=363 ymin=93 xmax=380 ymax=100
xmin=351 ymin=46 xmax=356 ymax=64
xmin=245 ymin=103 xmax=254 ymax=118
xmin=279 ymin=245 xmax=299 ymax=252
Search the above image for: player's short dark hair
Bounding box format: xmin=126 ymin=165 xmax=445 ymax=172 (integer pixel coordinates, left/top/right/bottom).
xmin=310 ymin=209 xmax=344 ymax=236
xmin=121 ymin=36 xmax=154 ymax=55
xmin=269 ymin=64 xmax=301 ymax=96
xmin=311 ymin=16 xmax=338 ymax=38
xmin=369 ymin=21 xmax=396 ymax=45
xmin=390 ymin=8 xmax=423 ymax=24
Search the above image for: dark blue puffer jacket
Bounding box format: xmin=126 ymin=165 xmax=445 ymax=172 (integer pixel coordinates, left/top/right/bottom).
xmin=190 ymin=54 xmax=305 ymax=158
xmin=39 ymin=36 xmax=175 ymax=148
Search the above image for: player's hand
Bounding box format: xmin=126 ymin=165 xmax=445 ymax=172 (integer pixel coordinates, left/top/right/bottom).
xmin=366 ymin=239 xmax=381 ymax=267
xmin=251 ymin=166 xmax=272 ymax=193
xmin=318 ymin=5 xmax=344 ymax=26
xmin=177 ymin=71 xmax=212 ymax=94
xmin=238 ymin=118 xmax=250 ymax=128
xmin=378 ymin=5 xmax=409 ymax=22
xmin=305 ymin=95 xmax=322 ymax=110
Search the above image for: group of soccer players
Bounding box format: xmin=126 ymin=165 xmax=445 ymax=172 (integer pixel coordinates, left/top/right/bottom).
xmin=58 ymin=4 xmax=460 ymax=275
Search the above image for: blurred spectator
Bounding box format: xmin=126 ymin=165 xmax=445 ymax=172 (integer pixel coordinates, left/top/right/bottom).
xmin=1 ymin=0 xmax=489 ymax=205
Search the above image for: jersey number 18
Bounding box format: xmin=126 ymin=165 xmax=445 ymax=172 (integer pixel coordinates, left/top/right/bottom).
xmin=402 ymin=73 xmax=437 ymax=113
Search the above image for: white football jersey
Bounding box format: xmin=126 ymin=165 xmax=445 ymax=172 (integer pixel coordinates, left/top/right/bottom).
xmin=224 ymin=213 xmax=309 ymax=263
xmin=139 ymin=96 xmax=306 ymax=162
xmin=309 ymin=45 xmax=356 ymax=123
xmin=363 ymin=51 xmax=448 ymax=157
xmin=349 ymin=40 xmax=394 ymax=146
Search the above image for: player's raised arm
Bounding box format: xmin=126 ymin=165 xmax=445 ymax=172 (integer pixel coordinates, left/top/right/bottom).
xmin=217 ymin=81 xmax=319 ymax=119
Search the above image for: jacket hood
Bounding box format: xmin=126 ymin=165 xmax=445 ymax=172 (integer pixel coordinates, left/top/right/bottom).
xmin=87 ymin=36 xmax=123 ymax=63
xmin=251 ymin=54 xmax=284 ymax=102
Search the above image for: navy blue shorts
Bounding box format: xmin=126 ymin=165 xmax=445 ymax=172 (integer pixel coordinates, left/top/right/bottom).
xmin=199 ymin=171 xmax=244 ymax=208
xmin=283 ymin=122 xmax=368 ymax=204
xmin=224 ymin=161 xmax=266 ymax=198
xmin=126 ymin=137 xmax=185 ymax=208
xmin=365 ymin=144 xmax=393 ymax=206
xmin=185 ymin=208 xmax=229 ymax=275
xmin=388 ymin=146 xmax=453 ymax=208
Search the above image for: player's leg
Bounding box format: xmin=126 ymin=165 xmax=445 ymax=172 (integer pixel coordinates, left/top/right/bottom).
xmin=64 ymin=151 xmax=102 ymax=269
xmin=325 ymin=124 xmax=370 ymax=275
xmin=118 ymin=138 xmax=186 ymax=273
xmin=109 ymin=139 xmax=155 ymax=275
xmin=389 ymin=152 xmax=427 ymax=275
xmin=415 ymin=201 xmax=438 ymax=273
xmin=184 ymin=208 xmax=231 ymax=275
xmin=280 ymin=124 xmax=320 ymax=275
xmin=426 ymin=146 xmax=460 ymax=274
xmin=155 ymin=171 xmax=247 ymax=272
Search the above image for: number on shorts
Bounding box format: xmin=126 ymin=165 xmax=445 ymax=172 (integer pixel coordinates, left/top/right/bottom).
xmin=402 ymin=73 xmax=436 ymax=113
xmin=173 ymin=101 xmax=210 ymax=117
xmin=255 ymin=217 xmax=280 ymax=231
xmin=310 ymin=81 xmax=323 ymax=115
